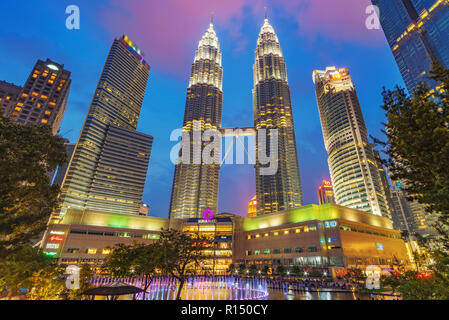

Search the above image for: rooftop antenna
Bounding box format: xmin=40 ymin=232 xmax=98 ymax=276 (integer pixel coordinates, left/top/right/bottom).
xmin=264 ymin=6 xmax=268 ymax=20
xmin=210 ymin=12 xmax=214 ymax=25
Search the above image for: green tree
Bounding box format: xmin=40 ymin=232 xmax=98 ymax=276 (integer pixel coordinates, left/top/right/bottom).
xmin=0 ymin=246 xmax=57 ymax=299
xmin=262 ymin=265 xmax=270 ymax=276
xmin=228 ymin=263 xmax=236 ymax=275
xmin=276 ymin=265 xmax=286 ymax=277
xmin=248 ymin=264 xmax=258 ymax=277
xmin=238 ymin=263 xmax=246 ymax=275
xmin=380 ymin=62 xmax=449 ymax=218
xmin=379 ymin=62 xmax=449 ymax=298
xmin=291 ymin=265 xmax=304 ymax=277
xmin=0 ymin=116 xmax=67 ymax=258
xmin=103 ymin=243 xmax=161 ymax=300
xmin=28 ymin=266 xmax=65 ymax=300
xmin=155 ymin=228 xmax=209 ymax=300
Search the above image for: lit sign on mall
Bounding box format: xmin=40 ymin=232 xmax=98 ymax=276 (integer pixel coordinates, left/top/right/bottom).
xmin=49 ymin=235 xmax=64 ymax=242
xmin=202 ymin=208 xmax=214 ymax=221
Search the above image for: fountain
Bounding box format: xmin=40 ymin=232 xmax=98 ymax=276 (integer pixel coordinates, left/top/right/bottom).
xmin=90 ymin=275 xmax=269 ymax=300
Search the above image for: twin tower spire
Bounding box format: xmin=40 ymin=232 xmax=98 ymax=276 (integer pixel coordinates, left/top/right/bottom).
xmin=169 ymin=16 xmax=303 ymax=219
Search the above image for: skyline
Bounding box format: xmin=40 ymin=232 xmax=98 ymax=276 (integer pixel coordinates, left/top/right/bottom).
xmin=0 ymin=0 xmax=406 ymax=218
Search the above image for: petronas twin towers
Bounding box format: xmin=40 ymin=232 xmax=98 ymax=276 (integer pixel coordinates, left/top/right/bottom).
xmin=169 ymin=18 xmax=303 ymax=219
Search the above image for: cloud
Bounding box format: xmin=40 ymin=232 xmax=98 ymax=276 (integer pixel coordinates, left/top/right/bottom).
xmin=99 ymin=0 xmax=248 ymax=78
xmin=98 ymin=0 xmax=385 ymax=78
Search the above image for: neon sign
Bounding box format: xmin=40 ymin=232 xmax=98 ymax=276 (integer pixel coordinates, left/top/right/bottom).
xmin=202 ymin=209 xmax=214 ymax=220
xmin=49 ymin=235 xmax=64 ymax=242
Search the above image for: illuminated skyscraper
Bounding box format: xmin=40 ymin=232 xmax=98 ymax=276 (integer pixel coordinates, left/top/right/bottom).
xmin=313 ymin=67 xmax=390 ymax=217
xmin=169 ymin=23 xmax=223 ymax=219
xmin=253 ymin=17 xmax=303 ymax=215
xmin=4 ymin=59 xmax=71 ymax=134
xmin=317 ymin=180 xmax=335 ymax=205
xmin=247 ymin=196 xmax=257 ymax=218
xmin=372 ymin=0 xmax=449 ymax=92
xmin=51 ymin=35 xmax=152 ymax=222
xmin=0 ymin=81 xmax=22 ymax=117
xmin=390 ymin=181 xmax=437 ymax=237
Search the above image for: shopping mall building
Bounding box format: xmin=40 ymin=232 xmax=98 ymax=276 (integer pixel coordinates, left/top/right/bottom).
xmin=41 ymin=203 xmax=411 ymax=275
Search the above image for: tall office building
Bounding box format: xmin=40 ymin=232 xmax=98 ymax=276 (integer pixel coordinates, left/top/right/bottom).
xmin=169 ymin=22 xmax=223 ymax=219
xmin=390 ymin=181 xmax=437 ymax=237
xmin=313 ymin=67 xmax=390 ymax=217
xmin=52 ymin=141 xmax=76 ymax=187
xmin=253 ymin=17 xmax=303 ymax=215
xmin=373 ymin=149 xmax=395 ymax=220
xmin=51 ymin=35 xmax=152 ymax=222
xmin=317 ymin=179 xmax=336 ymax=205
xmin=247 ymin=196 xmax=257 ymax=218
xmin=0 ymin=81 xmax=22 ymax=116
xmin=372 ymin=0 xmax=449 ymax=92
xmin=5 ymin=59 xmax=71 ymax=134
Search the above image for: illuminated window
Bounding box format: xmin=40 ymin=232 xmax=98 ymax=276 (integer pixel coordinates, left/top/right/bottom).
xmin=41 ymin=119 xmax=48 ymax=124
xmin=254 ymin=250 xmax=260 ymax=255
xmin=263 ymin=249 xmax=270 ymax=255
xmin=87 ymin=248 xmax=97 ymax=254
xmin=255 ymin=234 xmax=260 ymax=238
xmin=273 ymin=231 xmax=279 ymax=236
xmin=284 ymin=230 xmax=289 ymax=235
xmin=102 ymin=249 xmax=111 ymax=255
xmin=247 ymin=235 xmax=251 ymax=240
xmin=44 ymin=110 xmax=51 ymax=115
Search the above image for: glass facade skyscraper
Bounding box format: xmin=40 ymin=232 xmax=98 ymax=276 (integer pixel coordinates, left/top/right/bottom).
xmin=253 ymin=18 xmax=303 ymax=215
xmin=51 ymin=35 xmax=152 ymax=222
xmin=372 ymin=0 xmax=449 ymax=92
xmin=169 ymin=23 xmax=223 ymax=219
xmin=313 ymin=67 xmax=390 ymax=217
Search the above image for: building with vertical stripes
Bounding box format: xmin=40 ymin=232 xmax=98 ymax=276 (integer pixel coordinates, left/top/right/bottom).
xmin=169 ymin=22 xmax=223 ymax=219
xmin=50 ymin=35 xmax=152 ymax=223
xmin=253 ymin=17 xmax=303 ymax=216
xmin=313 ymin=67 xmax=390 ymax=217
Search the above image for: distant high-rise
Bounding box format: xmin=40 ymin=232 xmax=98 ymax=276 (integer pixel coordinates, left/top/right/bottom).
xmin=169 ymin=23 xmax=223 ymax=220
xmin=373 ymin=149 xmax=395 ymax=221
xmin=317 ymin=180 xmax=335 ymax=205
xmin=313 ymin=67 xmax=390 ymax=217
xmin=372 ymin=0 xmax=449 ymax=92
xmin=5 ymin=59 xmax=71 ymax=134
xmin=390 ymin=181 xmax=437 ymax=237
xmin=247 ymin=196 xmax=257 ymax=218
xmin=52 ymin=142 xmax=76 ymax=187
xmin=0 ymin=81 xmax=22 ymax=117
xmin=51 ymin=35 xmax=152 ymax=222
xmin=253 ymin=17 xmax=303 ymax=215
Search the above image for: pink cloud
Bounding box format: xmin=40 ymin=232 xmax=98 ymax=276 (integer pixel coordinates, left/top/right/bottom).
xmin=98 ymin=0 xmax=385 ymax=78
xmin=99 ymin=0 xmax=248 ymax=78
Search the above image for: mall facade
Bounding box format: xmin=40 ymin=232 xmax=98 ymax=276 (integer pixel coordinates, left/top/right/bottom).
xmin=41 ymin=203 xmax=410 ymax=275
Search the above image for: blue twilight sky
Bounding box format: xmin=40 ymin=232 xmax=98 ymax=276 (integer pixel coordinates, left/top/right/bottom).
xmin=0 ymin=0 xmax=405 ymax=218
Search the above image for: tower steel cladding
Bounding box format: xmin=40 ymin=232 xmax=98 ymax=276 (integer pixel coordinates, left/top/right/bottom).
xmin=253 ymin=18 xmax=303 ymax=216
xmin=372 ymin=0 xmax=449 ymax=92
xmin=169 ymin=23 xmax=223 ymax=219
xmin=51 ymin=35 xmax=152 ymax=222
xmin=313 ymin=67 xmax=390 ymax=217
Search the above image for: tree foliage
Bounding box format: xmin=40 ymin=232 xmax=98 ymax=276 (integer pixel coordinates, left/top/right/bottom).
xmin=380 ymin=63 xmax=449 ymax=299
xmin=155 ymin=228 xmax=210 ymax=300
xmin=0 ymin=246 xmax=61 ymax=299
xmin=103 ymin=242 xmax=160 ymax=300
xmin=380 ymin=62 xmax=449 ymax=227
xmin=0 ymin=116 xmax=67 ymax=258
